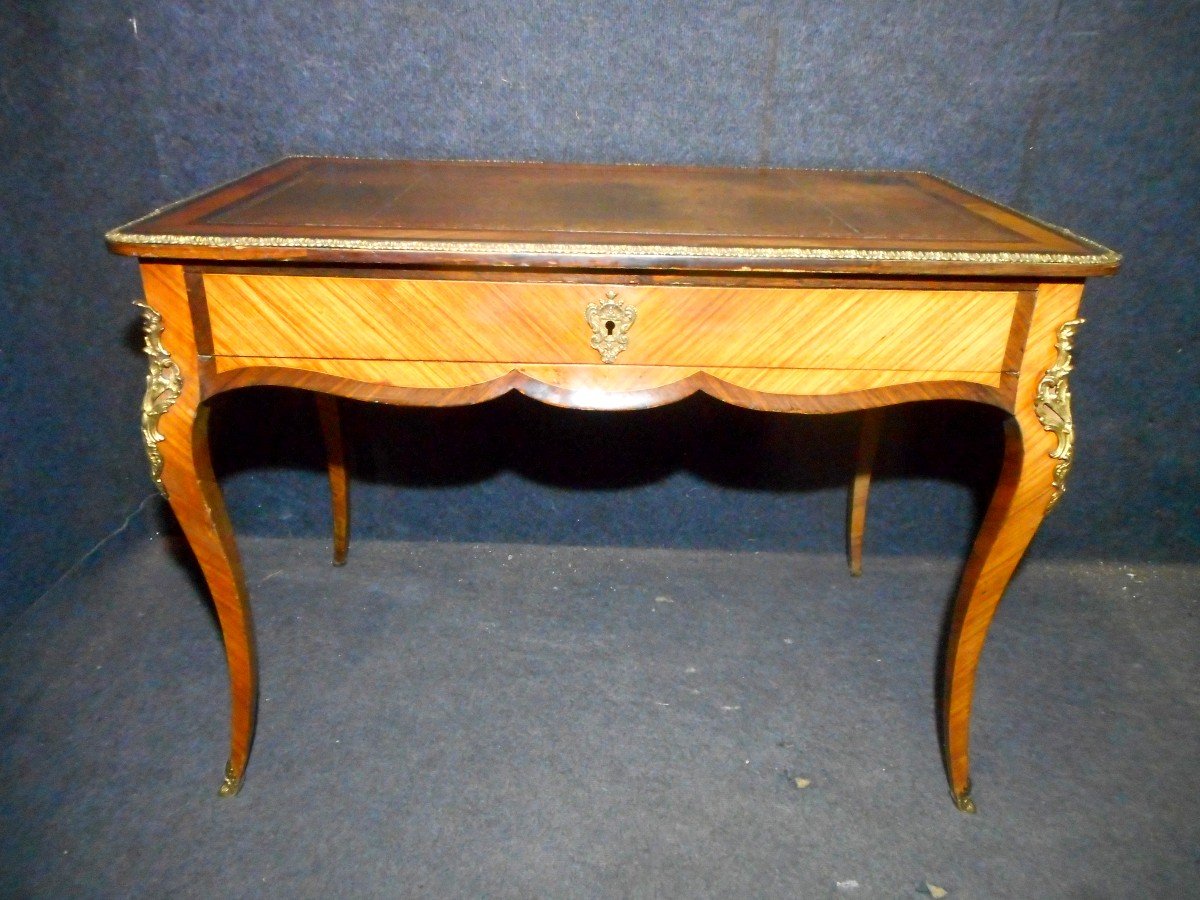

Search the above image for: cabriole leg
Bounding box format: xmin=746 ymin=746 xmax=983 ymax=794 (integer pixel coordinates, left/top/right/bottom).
xmin=941 ymin=297 xmax=1083 ymax=813
xmin=162 ymin=401 xmax=257 ymax=797
xmin=137 ymin=280 xmax=257 ymax=798
xmin=942 ymin=409 xmax=1060 ymax=813
xmin=315 ymin=393 xmax=350 ymax=566
xmin=847 ymin=408 xmax=882 ymax=576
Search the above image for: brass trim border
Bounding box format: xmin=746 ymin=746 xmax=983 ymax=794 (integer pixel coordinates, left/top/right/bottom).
xmin=107 ymin=228 xmax=1120 ymax=267
xmin=136 ymin=301 xmax=184 ymax=498
xmin=1035 ymin=317 xmax=1084 ymax=511
xmin=915 ymin=171 xmax=1120 ymax=262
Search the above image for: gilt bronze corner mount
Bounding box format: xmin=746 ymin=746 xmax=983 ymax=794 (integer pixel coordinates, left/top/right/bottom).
xmin=136 ymin=301 xmax=183 ymax=497
xmin=1035 ymin=317 xmax=1085 ymax=510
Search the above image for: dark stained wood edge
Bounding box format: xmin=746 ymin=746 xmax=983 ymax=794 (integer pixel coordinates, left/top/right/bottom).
xmin=184 ymin=267 xmax=214 ymax=356
xmin=116 ymin=158 xmax=317 ymax=236
xmin=999 ymin=289 xmax=1038 ymax=406
xmin=193 ymin=261 xmax=1041 ymax=293
xmin=184 ymin=266 xmax=221 ymax=401
xmin=205 ymin=366 xmax=1009 ymax=415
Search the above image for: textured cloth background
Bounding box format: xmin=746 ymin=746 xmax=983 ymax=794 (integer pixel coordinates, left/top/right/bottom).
xmin=1 ymin=4 xmax=1197 ymax=893
xmin=3 ymin=531 xmax=1197 ymax=895
xmin=1 ymin=0 xmax=1197 ymax=621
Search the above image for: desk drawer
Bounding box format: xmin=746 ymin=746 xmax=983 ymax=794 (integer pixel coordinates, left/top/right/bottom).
xmin=203 ymin=273 xmax=1019 ymax=373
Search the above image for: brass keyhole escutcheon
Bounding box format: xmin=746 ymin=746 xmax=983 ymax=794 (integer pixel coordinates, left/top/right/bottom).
xmin=585 ymin=289 xmax=637 ymax=364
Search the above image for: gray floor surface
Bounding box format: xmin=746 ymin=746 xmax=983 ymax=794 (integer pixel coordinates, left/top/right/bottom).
xmin=2 ymin=527 xmax=1197 ymax=898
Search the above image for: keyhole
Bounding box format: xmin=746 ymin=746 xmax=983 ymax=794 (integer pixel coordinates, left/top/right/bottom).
xmin=605 ymin=320 xmax=616 ymax=336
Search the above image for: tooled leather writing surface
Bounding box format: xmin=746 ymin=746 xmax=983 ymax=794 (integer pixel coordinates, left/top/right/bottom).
xmin=201 ymin=160 xmax=1027 ymax=245
xmin=107 ymin=157 xmax=1118 ymax=274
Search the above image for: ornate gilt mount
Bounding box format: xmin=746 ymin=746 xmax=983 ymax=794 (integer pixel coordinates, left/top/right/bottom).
xmin=217 ymin=760 xmax=243 ymax=797
xmin=136 ymin=301 xmax=183 ymax=498
xmin=585 ymin=290 xmax=637 ymax=364
xmin=1035 ymin=317 xmax=1084 ymax=511
xmin=951 ymin=780 xmax=977 ymax=814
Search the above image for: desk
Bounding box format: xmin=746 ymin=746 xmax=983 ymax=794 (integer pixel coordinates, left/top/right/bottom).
xmin=107 ymin=157 xmax=1119 ymax=811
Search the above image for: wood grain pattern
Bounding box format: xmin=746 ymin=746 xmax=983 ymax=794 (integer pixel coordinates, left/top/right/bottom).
xmin=940 ymin=281 xmax=1085 ymax=812
xmin=203 ymin=274 xmax=1019 ymax=375
xmin=139 ymin=263 xmax=257 ymax=797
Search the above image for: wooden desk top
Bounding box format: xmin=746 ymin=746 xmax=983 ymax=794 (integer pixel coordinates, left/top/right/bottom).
xmin=107 ymin=157 xmax=1118 ymax=277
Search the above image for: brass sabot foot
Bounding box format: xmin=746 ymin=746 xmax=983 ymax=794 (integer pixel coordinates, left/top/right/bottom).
xmin=951 ymin=780 xmax=977 ymax=814
xmin=217 ymin=761 xmax=244 ymax=798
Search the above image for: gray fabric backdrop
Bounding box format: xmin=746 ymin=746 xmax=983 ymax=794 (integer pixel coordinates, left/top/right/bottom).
xmin=2 ymin=0 xmax=1196 ymax=624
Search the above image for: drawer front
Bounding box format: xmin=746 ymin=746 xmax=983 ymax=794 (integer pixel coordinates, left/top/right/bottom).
xmin=203 ymin=273 xmax=1018 ymax=373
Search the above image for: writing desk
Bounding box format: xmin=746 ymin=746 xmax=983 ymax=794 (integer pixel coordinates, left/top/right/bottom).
xmin=107 ymin=157 xmax=1119 ymax=811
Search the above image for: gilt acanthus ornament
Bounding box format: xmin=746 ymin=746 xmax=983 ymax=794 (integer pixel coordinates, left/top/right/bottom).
xmin=1035 ymin=318 xmax=1084 ymax=511
xmin=136 ymin=301 xmax=183 ymax=497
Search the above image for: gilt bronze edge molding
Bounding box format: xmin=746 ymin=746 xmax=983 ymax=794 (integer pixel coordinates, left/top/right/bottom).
xmin=915 ymin=172 xmax=1121 ymax=263
xmin=1035 ymin=317 xmax=1085 ymax=511
xmin=106 ymin=228 xmax=1121 ymax=267
xmin=135 ymin=301 xmax=184 ymax=498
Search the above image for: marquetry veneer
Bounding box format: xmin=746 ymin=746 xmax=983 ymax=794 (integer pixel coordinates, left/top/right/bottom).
xmin=108 ymin=157 xmax=1119 ymax=812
